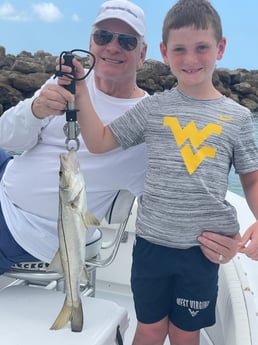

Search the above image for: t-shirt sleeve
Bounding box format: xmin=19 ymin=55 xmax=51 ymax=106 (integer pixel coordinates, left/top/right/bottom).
xmin=108 ymin=97 xmax=151 ymax=149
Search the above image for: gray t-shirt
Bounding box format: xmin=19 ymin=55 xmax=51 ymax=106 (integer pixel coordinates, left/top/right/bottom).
xmin=109 ymin=88 xmax=258 ymax=248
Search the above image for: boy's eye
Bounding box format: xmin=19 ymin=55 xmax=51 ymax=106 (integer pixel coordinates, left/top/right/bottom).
xmin=196 ymin=45 xmax=209 ymax=53
xmin=173 ymin=47 xmax=185 ymax=54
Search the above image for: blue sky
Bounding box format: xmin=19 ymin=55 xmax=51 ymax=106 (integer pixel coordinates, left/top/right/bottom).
xmin=0 ymin=0 xmax=257 ymax=70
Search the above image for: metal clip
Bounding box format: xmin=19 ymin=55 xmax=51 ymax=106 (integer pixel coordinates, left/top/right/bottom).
xmin=63 ymin=121 xmax=80 ymax=151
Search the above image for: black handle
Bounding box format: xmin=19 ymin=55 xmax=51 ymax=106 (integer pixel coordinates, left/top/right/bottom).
xmin=63 ymin=52 xmax=76 ymax=95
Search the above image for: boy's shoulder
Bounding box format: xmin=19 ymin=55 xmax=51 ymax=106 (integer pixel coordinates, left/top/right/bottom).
xmin=221 ymin=95 xmax=252 ymax=115
xmin=213 ymin=96 xmax=256 ymax=129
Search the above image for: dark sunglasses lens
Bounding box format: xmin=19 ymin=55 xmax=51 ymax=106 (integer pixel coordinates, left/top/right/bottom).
xmin=93 ymin=30 xmax=113 ymax=45
xmin=93 ymin=29 xmax=138 ymax=51
xmin=118 ymin=34 xmax=138 ymax=51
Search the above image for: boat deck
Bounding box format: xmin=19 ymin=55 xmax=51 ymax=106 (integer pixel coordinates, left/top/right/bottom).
xmin=0 ymin=275 xmax=213 ymax=345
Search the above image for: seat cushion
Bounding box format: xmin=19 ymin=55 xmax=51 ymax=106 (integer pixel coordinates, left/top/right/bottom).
xmin=85 ymin=228 xmax=102 ymax=260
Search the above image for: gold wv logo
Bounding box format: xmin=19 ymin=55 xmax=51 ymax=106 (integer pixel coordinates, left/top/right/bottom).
xmin=163 ymin=117 xmax=222 ymax=174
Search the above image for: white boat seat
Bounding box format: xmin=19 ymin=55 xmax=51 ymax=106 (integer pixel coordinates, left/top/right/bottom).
xmin=4 ymin=190 xmax=136 ymax=296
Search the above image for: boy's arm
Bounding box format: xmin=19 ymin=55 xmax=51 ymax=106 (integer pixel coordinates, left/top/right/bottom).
xmin=238 ymin=170 xmax=258 ymax=259
xmin=76 ymin=83 xmax=119 ymax=153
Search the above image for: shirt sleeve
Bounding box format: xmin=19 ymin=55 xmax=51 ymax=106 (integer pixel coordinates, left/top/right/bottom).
xmin=108 ymin=96 xmax=151 ymax=149
xmin=0 ymin=76 xmax=56 ymax=153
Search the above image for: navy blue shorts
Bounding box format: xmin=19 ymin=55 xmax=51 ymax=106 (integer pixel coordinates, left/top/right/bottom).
xmin=0 ymin=149 xmax=38 ymax=274
xmin=131 ymin=236 xmax=219 ymax=331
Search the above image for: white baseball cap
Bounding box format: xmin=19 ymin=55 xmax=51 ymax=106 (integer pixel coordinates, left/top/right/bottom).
xmin=93 ymin=0 xmax=146 ymax=37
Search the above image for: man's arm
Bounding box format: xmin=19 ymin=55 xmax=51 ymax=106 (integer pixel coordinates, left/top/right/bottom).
xmin=237 ymin=170 xmax=258 ymax=260
xmin=0 ymin=77 xmax=72 ymax=152
xmin=240 ymin=171 xmax=258 ymax=218
xmin=238 ymin=222 xmax=258 ymax=260
xmin=199 ymin=170 xmax=258 ymax=263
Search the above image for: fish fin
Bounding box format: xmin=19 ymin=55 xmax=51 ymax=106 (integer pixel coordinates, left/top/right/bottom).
xmin=47 ymin=250 xmax=63 ymax=274
xmin=71 ymin=301 xmax=83 ymax=332
xmin=50 ymin=298 xmax=72 ymax=330
xmin=80 ymin=266 xmax=88 ymax=285
xmin=84 ymin=211 xmax=100 ymax=227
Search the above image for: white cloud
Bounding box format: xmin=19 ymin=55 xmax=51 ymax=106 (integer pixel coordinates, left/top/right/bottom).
xmin=0 ymin=2 xmax=69 ymax=23
xmin=32 ymin=2 xmax=63 ymax=22
xmin=72 ymin=13 xmax=80 ymax=22
xmin=0 ymin=3 xmax=29 ymax=21
xmin=0 ymin=3 xmax=14 ymax=16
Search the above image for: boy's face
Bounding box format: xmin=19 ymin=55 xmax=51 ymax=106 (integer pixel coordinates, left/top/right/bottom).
xmin=160 ymin=25 xmax=226 ymax=97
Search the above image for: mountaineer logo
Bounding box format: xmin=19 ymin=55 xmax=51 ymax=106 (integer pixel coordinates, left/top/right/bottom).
xmin=163 ymin=117 xmax=222 ymax=174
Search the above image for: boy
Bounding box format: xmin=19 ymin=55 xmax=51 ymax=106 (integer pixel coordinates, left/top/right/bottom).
xmin=61 ymin=0 xmax=258 ymax=344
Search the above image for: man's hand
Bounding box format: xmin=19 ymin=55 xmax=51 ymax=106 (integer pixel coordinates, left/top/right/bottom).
xmin=32 ymin=84 xmax=73 ymax=119
xmin=198 ymin=232 xmax=241 ymax=264
xmin=238 ymin=221 xmax=258 ymax=260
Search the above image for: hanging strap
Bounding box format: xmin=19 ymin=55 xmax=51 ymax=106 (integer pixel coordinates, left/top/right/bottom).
xmin=116 ymin=325 xmax=124 ymax=345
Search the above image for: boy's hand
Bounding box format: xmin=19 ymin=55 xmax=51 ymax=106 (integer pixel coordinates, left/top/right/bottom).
xmin=56 ymin=57 xmax=87 ymax=97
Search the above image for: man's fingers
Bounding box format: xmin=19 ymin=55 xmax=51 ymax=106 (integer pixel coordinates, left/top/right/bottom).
xmin=198 ymin=232 xmax=240 ymax=263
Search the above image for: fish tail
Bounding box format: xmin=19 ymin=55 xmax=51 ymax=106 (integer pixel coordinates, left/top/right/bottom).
xmin=50 ymin=299 xmax=72 ymax=330
xmin=71 ymin=300 xmax=83 ymax=332
xmin=85 ymin=211 xmax=100 ymax=227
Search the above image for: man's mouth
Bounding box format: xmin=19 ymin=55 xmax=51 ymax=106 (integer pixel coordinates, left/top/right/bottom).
xmin=102 ymin=57 xmax=123 ymax=64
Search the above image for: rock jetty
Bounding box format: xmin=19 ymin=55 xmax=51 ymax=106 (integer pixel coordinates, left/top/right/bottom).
xmin=0 ymin=46 xmax=258 ymax=115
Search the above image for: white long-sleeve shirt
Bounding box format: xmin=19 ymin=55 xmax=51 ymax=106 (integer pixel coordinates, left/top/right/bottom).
xmin=0 ymin=71 xmax=147 ymax=262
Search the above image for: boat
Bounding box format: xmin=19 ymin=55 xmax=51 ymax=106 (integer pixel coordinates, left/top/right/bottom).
xmin=0 ymin=190 xmax=258 ymax=345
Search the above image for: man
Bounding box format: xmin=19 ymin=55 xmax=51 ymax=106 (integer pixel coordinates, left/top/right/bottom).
xmin=0 ymin=0 xmax=148 ymax=272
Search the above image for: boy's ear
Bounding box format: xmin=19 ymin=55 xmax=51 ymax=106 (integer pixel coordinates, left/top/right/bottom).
xmin=160 ymin=42 xmax=169 ymax=65
xmin=217 ymin=37 xmax=226 ymax=61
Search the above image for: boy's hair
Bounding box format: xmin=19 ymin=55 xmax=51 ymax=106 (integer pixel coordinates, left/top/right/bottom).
xmin=162 ymin=0 xmax=222 ymax=45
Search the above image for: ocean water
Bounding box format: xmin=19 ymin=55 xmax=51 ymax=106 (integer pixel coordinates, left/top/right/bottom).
xmin=228 ymin=113 xmax=258 ymax=196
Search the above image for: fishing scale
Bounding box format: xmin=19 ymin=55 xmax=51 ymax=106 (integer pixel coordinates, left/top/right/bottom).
xmin=54 ymin=49 xmax=96 ymax=151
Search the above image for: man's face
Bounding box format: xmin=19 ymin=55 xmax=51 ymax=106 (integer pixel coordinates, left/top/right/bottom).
xmin=90 ymin=18 xmax=146 ymax=82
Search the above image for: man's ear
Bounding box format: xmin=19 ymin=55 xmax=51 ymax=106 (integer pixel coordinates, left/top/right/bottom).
xmin=137 ymin=43 xmax=147 ymax=70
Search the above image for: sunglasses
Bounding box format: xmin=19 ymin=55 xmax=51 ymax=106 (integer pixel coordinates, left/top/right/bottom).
xmin=92 ymin=29 xmax=138 ymax=51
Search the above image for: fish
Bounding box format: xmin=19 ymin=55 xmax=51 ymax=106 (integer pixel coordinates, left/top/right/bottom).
xmin=48 ymin=148 xmax=100 ymax=332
